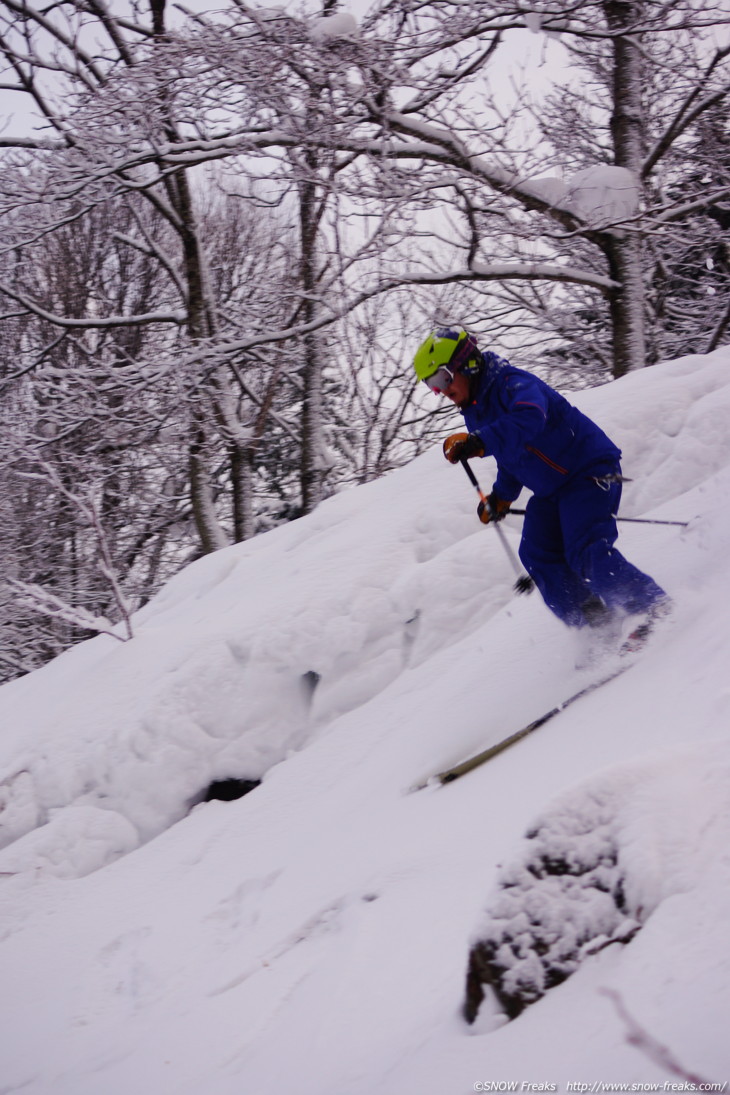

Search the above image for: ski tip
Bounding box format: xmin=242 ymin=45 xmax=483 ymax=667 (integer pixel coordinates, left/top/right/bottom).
xmin=409 ymin=768 xmax=459 ymax=792
xmin=408 ymin=775 xmax=438 ymax=794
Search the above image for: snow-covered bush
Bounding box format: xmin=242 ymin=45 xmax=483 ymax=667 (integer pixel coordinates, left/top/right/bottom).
xmin=465 ymin=734 xmax=730 ymax=1024
xmin=464 ymin=787 xmax=642 ymax=1022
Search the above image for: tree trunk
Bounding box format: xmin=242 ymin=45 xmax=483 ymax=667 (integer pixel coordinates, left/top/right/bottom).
xmin=172 ymin=173 xmax=234 ymax=550
xmin=603 ymin=231 xmax=647 ymax=378
xmin=152 ymin=0 xmax=238 ymax=553
xmin=189 ymin=423 xmax=229 ymax=554
xmin=232 ymin=445 xmax=255 ymax=542
xmin=175 ymin=175 xmax=254 ymax=546
xmin=298 ymin=168 xmax=327 ymax=514
xmin=603 ymin=0 xmax=647 ymax=377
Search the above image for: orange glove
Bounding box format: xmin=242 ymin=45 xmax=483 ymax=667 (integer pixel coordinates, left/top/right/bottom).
xmin=477 ymin=493 xmax=511 ymax=524
xmin=442 ymin=432 xmax=485 ymax=464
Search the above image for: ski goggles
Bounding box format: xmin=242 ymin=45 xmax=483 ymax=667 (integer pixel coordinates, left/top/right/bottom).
xmin=423 ymin=365 xmax=455 ymax=394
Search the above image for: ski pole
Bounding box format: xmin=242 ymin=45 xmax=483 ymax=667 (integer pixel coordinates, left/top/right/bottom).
xmin=613 ymin=515 xmax=688 ymax=528
xmin=460 ymin=459 xmax=534 ymax=595
xmin=505 ymin=507 xmax=688 ymax=528
xmin=495 ymin=523 xmax=535 ymax=594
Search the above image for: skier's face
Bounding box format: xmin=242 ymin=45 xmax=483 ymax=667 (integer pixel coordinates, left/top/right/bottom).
xmin=441 ymin=369 xmax=470 ymax=409
xmin=424 ymin=364 xmax=471 ymax=408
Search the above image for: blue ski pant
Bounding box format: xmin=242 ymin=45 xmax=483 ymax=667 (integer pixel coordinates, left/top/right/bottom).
xmin=517 ymin=466 xmax=666 ymax=627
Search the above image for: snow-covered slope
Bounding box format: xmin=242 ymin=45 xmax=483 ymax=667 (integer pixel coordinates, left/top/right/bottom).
xmin=1 ymin=349 xmax=730 ymax=1094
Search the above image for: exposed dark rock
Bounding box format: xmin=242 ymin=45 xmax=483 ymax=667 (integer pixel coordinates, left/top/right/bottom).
xmin=202 ymin=778 xmax=260 ymax=802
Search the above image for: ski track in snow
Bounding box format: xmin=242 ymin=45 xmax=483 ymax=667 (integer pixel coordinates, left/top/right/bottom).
xmin=1 ymin=349 xmax=730 ymax=1093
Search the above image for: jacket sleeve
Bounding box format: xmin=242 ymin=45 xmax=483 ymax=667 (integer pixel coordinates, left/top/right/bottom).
xmin=492 ymin=466 xmax=523 ymax=503
xmin=471 ymin=373 xmax=551 ymax=502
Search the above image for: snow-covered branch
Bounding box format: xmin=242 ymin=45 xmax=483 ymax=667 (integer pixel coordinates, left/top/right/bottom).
xmin=0 ymin=135 xmax=65 ymax=149
xmin=399 ymin=261 xmax=618 ymax=294
xmin=601 ymin=989 xmax=713 ymax=1087
xmin=0 ymin=281 xmax=186 ymax=329
xmin=5 ymin=579 xmax=132 ymax=642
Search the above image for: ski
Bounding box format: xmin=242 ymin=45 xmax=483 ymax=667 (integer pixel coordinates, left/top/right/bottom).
xmin=411 ymin=662 xmax=632 ymax=791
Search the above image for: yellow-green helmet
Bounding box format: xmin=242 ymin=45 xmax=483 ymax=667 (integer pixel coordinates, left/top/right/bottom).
xmin=413 ymin=326 xmax=479 ymax=381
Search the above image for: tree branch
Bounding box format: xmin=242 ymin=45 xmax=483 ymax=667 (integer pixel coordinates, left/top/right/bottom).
xmin=0 ymin=281 xmax=186 ymax=328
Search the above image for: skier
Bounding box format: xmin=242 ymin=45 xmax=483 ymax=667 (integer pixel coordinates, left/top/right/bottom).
xmin=413 ymin=326 xmax=671 ymax=653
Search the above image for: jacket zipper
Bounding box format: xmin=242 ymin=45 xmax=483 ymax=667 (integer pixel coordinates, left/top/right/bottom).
xmin=526 ymin=445 xmax=568 ymax=475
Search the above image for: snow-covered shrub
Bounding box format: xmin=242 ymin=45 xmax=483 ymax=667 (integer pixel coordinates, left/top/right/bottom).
xmin=464 ymin=788 xmax=641 ymax=1023
xmin=465 ymin=736 xmax=730 ymax=1024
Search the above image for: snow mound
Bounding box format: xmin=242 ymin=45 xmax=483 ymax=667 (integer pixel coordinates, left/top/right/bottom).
xmin=0 ymin=348 xmax=728 ymax=888
xmin=0 ymin=805 xmax=139 ymax=881
xmin=0 ymin=453 xmax=508 ymax=870
xmin=465 ymin=738 xmax=730 ymax=1023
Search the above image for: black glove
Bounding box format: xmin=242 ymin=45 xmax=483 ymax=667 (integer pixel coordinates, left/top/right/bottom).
xmin=442 ymin=432 xmax=485 ymax=464
xmin=477 ymin=492 xmax=511 ymax=525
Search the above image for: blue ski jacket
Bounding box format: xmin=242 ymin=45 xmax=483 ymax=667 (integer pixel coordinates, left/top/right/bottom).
xmin=462 ymin=352 xmax=621 ymax=501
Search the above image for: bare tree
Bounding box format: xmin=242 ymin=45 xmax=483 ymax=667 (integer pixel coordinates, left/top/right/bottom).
xmin=1 ymin=0 xmax=728 ymax=680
